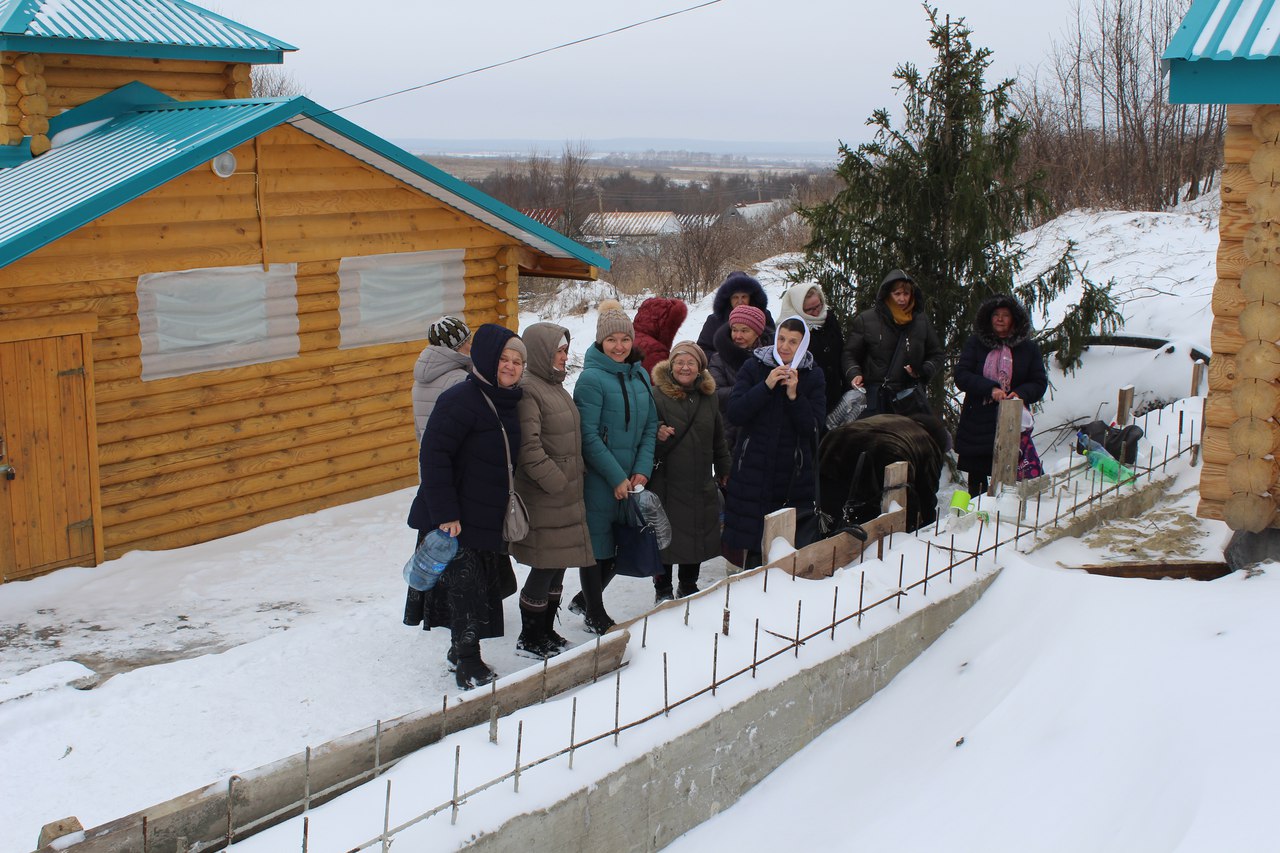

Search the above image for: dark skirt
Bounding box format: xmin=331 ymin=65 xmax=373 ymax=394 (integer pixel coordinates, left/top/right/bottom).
xmin=423 ymin=546 xmax=516 ymax=644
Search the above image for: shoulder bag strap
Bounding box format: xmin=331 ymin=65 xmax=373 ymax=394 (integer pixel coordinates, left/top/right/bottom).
xmin=479 ymin=392 xmax=516 ymax=494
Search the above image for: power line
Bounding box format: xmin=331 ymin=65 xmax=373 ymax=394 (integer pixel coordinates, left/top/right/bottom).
xmin=311 ymin=0 xmax=724 ymax=119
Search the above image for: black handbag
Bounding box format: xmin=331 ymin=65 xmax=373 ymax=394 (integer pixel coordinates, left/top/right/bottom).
xmin=880 ymin=327 xmax=931 ymax=416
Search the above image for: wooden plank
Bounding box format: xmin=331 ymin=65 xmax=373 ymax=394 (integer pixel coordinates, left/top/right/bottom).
xmin=1200 ymin=461 xmax=1231 ymax=501
xmin=1227 ymin=104 xmax=1261 ymax=127
xmin=262 ymin=187 xmax=447 ymax=219
xmin=264 ymin=228 xmax=507 ymax=264
xmin=1212 ymin=277 xmax=1247 ymax=318
xmin=0 ymin=344 xmax=17 ymax=580
xmin=259 ymin=167 xmax=402 ymax=195
xmin=42 ymin=54 xmax=228 ymax=74
xmin=1197 ymin=497 xmax=1226 ymax=522
xmin=1220 ymin=201 xmax=1254 ymax=242
xmin=1 ymin=242 xmax=266 ymax=287
xmin=1208 ymin=355 xmax=1236 ymax=392
xmin=760 ymin=506 xmax=796 ymax=558
xmin=1218 ymin=240 xmax=1250 ymax=280
xmin=97 ymin=387 xmax=410 ymax=466
xmin=42 ymin=67 xmax=229 ymax=91
xmin=0 ymin=293 xmax=136 ymax=322
xmin=0 ymin=313 xmax=97 ymax=343
xmin=1116 ymin=384 xmax=1135 ymax=426
xmin=94 ymin=339 xmax=422 ymax=405
xmin=1221 ymin=163 xmax=1258 ymax=203
xmin=1192 ymin=359 xmax=1207 ymax=397
xmin=105 ymin=457 xmax=417 ymax=551
xmin=989 ymin=399 xmax=1023 ymax=496
xmin=102 ymin=434 xmax=414 ymax=526
xmin=1068 ymin=560 xmax=1231 ymax=581
xmin=96 ymin=369 xmax=408 ymax=445
xmin=30 ymin=216 xmax=264 ymax=259
xmin=100 ymin=422 xmax=411 ymax=507
xmin=1211 ymin=314 xmax=1244 ymax=355
xmin=105 ymin=475 xmax=417 ymax=557
xmin=1224 ymin=123 xmax=1257 ymax=165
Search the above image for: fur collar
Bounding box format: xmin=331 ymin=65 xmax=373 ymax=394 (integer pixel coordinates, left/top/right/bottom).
xmin=653 ymin=360 xmax=715 ymax=399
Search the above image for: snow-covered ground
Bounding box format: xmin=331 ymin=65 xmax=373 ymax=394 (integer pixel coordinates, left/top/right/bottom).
xmin=0 ymin=194 xmax=1248 ymax=853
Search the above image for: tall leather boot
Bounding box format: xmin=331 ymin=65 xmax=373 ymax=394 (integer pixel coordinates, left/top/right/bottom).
xmin=578 ymin=564 xmax=615 ymax=635
xmin=544 ymin=592 xmax=570 ymax=651
xmin=515 ymin=602 xmax=559 ymax=659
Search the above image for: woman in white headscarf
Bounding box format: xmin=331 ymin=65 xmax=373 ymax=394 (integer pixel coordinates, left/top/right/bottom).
xmin=721 ymin=316 xmax=826 ymax=570
xmin=778 ymin=283 xmax=844 ymax=412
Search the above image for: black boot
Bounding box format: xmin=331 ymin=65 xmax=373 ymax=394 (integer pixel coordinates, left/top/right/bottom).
xmin=578 ymin=564 xmax=615 ymax=635
xmin=403 ymin=586 xmax=425 ymax=626
xmin=677 ymin=564 xmax=701 ymax=598
xmin=454 ymin=644 xmax=495 ymax=690
xmin=653 ymin=569 xmax=674 ymax=604
xmin=515 ymin=604 xmax=560 ymax=660
xmin=544 ymin=593 xmax=570 ymax=651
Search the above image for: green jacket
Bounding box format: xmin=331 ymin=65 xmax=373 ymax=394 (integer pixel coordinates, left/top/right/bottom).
xmin=573 ymin=343 xmax=659 ymax=560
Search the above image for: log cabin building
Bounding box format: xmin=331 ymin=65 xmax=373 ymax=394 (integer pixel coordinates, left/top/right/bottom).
xmin=0 ymin=0 xmax=607 ymax=581
xmin=1166 ymin=0 xmax=1280 ymax=533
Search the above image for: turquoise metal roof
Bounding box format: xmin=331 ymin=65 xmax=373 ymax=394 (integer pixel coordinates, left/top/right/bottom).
xmin=1165 ymin=0 xmax=1280 ymax=103
xmin=0 ymin=0 xmax=295 ymax=62
xmin=0 ymin=83 xmax=609 ymax=272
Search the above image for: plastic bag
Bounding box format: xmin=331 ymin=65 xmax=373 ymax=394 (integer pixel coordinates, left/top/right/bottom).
xmin=627 ymin=487 xmax=673 ymax=550
xmin=826 ymin=387 xmax=867 ymax=430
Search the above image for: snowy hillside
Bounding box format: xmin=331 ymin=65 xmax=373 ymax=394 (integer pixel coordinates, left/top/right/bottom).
xmin=0 ymin=195 xmax=1251 ymax=853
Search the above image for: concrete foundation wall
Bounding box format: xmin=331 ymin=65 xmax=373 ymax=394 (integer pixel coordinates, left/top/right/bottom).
xmin=465 ymin=570 xmax=1000 ymax=852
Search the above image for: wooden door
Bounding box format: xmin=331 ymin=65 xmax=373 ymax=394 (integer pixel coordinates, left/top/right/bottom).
xmin=0 ymin=315 xmax=102 ymax=582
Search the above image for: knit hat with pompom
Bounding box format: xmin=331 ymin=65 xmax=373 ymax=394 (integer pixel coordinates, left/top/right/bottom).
xmin=596 ymin=299 xmax=635 ymax=344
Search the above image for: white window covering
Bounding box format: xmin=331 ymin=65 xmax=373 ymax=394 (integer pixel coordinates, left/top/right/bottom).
xmin=137 ymin=263 xmax=299 ymax=381
xmin=337 ymin=249 xmax=467 ymax=350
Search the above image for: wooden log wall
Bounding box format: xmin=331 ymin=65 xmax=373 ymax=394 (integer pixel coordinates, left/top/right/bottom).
xmin=0 ymin=123 xmax=526 ymax=559
xmin=2 ymin=52 xmax=252 ymax=155
xmin=1202 ymin=104 xmax=1280 ymax=530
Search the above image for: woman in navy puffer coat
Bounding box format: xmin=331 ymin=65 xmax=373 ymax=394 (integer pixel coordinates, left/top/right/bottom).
xmin=408 ymin=323 xmax=525 ymax=689
xmin=722 ymin=317 xmax=826 ymax=570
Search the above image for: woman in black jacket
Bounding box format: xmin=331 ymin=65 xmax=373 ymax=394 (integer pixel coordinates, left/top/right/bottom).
xmin=408 ymin=323 xmax=526 ymax=690
xmin=954 ymin=294 xmax=1049 ymax=495
xmin=841 ymin=269 xmax=944 ymax=418
xmin=696 ymin=270 xmax=775 ymax=360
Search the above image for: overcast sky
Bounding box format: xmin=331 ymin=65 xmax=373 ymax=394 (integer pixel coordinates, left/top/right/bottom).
xmin=209 ymin=0 xmax=1090 ymax=148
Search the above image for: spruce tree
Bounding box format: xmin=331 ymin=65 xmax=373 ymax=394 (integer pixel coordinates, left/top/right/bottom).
xmin=794 ymin=5 xmax=1121 ymax=411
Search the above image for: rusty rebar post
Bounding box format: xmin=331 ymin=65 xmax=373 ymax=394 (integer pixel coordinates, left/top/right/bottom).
xmin=712 ymin=633 xmax=719 ymax=696
xmin=994 ymin=511 xmax=1001 ymax=560
xmin=684 ymin=599 xmax=691 ymax=626
xmin=569 ymin=697 xmax=578 ymax=769
xmin=752 ymin=619 xmax=760 ymax=678
xmin=641 ymin=615 xmax=648 ymax=649
xmin=142 ymin=816 xmax=148 ymax=853
xmin=304 ymin=746 xmax=312 ymax=812
xmin=514 ymin=721 xmax=524 ymax=793
xmin=613 ymin=670 xmax=622 ymax=746
xmin=663 ymin=652 xmax=670 ymax=715
xmin=924 ymin=544 xmax=931 ymax=595
xmin=440 ymin=695 xmax=448 ymax=742
xmin=381 ymin=779 xmax=392 ymax=853
xmin=896 ymin=554 xmax=904 ymax=611
xmin=973 ymin=519 xmax=984 ymax=572
xmin=795 ymin=601 xmax=803 ymax=658
xmin=450 ymin=746 xmax=461 ymax=825
xmin=374 ymin=721 xmax=381 ymax=773
xmin=858 ymin=572 xmax=865 ymax=628
xmin=1163 ymin=435 xmax=1170 ymax=472
xmin=302 ymin=816 xmax=309 ymax=853
xmin=226 ymin=775 xmax=238 ymax=848
xmin=489 ymin=705 xmax=499 ymax=744
xmin=830 ymin=586 xmax=839 ymax=641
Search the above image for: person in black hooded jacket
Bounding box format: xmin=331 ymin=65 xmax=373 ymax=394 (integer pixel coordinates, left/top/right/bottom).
xmin=954 ymin=294 xmax=1048 ymax=495
xmin=696 ymin=270 xmax=776 ymax=360
xmin=841 ymin=269 xmax=944 ymax=418
xmin=408 ymin=323 xmax=526 ymax=690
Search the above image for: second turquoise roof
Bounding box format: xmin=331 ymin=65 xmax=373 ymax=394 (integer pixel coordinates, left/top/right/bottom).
xmin=0 ymin=0 xmax=295 ymax=62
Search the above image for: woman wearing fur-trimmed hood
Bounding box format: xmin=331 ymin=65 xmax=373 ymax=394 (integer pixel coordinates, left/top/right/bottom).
xmin=954 ymin=294 xmax=1048 ymax=495
xmin=648 ymin=342 xmax=731 ymax=601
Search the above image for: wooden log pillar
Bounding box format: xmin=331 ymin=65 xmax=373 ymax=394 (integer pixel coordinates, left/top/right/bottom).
xmin=2 ymin=54 xmax=50 ymax=153
xmin=1116 ymin=384 xmax=1135 ymax=426
xmin=988 ymin=398 xmax=1024 ymax=497
xmin=495 ymin=246 xmax=521 ymax=331
xmin=1192 ymin=359 xmax=1206 ymax=397
xmin=882 ymin=460 xmax=909 ymax=514
xmin=761 ymin=506 xmax=796 ymax=560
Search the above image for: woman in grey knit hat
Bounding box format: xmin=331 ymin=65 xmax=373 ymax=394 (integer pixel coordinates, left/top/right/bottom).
xmin=569 ymin=300 xmax=659 ymax=633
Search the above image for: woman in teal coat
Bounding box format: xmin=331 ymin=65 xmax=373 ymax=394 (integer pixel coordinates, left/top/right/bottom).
xmin=570 ymin=300 xmax=659 ymax=634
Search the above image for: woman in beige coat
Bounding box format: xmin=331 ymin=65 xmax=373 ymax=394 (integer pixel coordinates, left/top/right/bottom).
xmin=511 ymin=322 xmax=594 ymax=658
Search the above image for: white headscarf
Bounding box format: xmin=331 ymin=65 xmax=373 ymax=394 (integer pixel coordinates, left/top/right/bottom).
xmin=778 ymin=283 xmax=827 ymax=331
xmin=772 ymin=315 xmax=812 ymax=368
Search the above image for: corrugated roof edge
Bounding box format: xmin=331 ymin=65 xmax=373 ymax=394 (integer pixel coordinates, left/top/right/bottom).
xmin=1 ymin=85 xmax=609 ymax=273
xmin=290 ymin=104 xmax=611 ymax=272
xmin=0 ymin=0 xmax=43 ymax=34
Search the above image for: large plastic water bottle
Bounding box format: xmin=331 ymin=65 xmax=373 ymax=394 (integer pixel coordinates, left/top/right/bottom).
xmin=403 ymin=529 xmax=458 ymax=591
xmin=1077 ymin=431 xmax=1136 ymax=485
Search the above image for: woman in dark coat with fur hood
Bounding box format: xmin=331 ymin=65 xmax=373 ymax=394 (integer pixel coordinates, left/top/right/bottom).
xmin=954 ymin=294 xmax=1049 ymax=495
xmin=841 ymin=269 xmax=944 ymax=418
xmin=696 ymin=271 xmax=775 ymax=360
xmin=408 ymin=323 xmax=526 ymax=690
xmin=649 ymin=341 xmax=732 ymax=601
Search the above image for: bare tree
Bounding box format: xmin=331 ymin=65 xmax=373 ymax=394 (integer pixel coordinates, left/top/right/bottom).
xmin=251 ymin=66 xmax=307 ymax=98
xmin=1014 ymin=0 xmax=1223 ymax=214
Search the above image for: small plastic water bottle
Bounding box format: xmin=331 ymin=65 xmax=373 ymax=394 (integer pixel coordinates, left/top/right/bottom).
xmin=1077 ymin=432 xmax=1136 ymax=485
xmin=403 ymin=530 xmax=458 ymax=592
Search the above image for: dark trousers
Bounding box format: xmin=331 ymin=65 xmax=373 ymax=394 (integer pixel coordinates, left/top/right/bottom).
xmin=654 ymin=563 xmax=700 ymax=592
